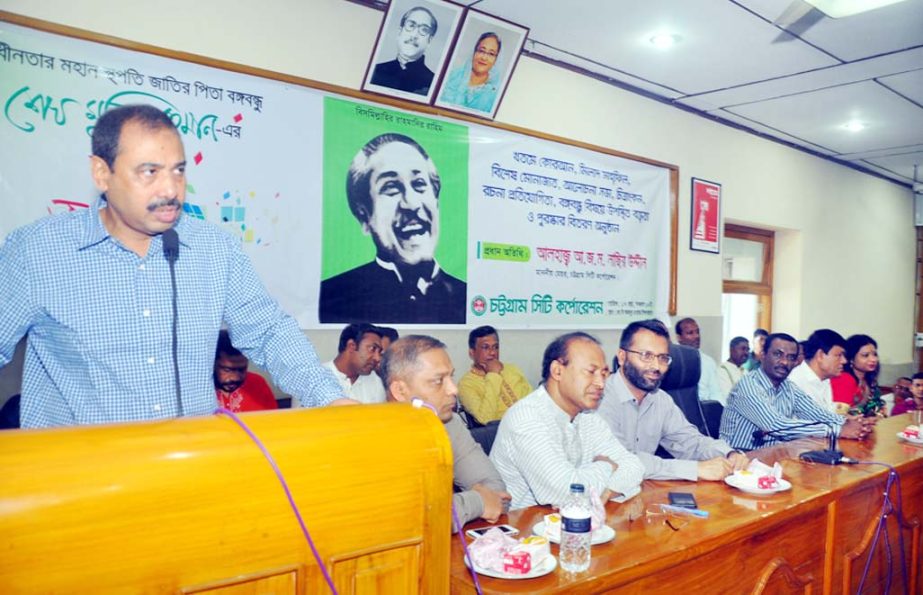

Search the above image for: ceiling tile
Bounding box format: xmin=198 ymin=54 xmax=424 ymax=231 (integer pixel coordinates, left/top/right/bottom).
xmin=863 ymin=150 xmax=923 ymax=183
xmin=879 ymin=68 xmax=923 ymax=106
xmin=726 ymin=80 xmax=923 ymax=154
xmin=525 ymin=41 xmax=684 ymax=99
xmin=715 ymin=109 xmax=839 ymax=154
xmin=677 ymin=47 xmax=923 ymax=110
xmin=736 ymin=0 xmax=923 ymax=61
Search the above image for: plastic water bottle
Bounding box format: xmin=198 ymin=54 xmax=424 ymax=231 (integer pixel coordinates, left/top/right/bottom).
xmin=559 ymin=483 xmax=591 ymax=572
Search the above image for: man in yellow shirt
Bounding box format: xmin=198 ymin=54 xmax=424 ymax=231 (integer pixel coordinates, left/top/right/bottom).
xmin=458 ymin=326 xmax=532 ymax=425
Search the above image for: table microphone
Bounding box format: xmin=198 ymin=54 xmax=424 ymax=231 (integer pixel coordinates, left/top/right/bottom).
xmin=753 ymin=421 xmax=843 ymax=465
xmin=163 ymin=228 xmax=182 ymax=416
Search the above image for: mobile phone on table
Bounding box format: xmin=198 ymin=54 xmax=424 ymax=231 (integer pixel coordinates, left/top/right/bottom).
xmin=668 ymin=492 xmax=698 ymax=509
xmin=465 ymin=524 xmax=519 ymax=539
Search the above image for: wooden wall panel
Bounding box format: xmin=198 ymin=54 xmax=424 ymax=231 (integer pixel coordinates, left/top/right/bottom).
xmin=609 ymin=507 xmax=825 ymax=594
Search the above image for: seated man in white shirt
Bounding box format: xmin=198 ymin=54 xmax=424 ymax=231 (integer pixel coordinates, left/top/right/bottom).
xmin=321 ymin=323 xmax=386 ymax=404
xmin=374 ymin=326 xmax=399 ymax=374
xmin=787 ymin=329 xmax=846 ymax=412
xmin=718 ymin=336 xmax=749 ymax=399
xmin=675 ymin=317 xmax=725 ymax=405
xmin=490 ymin=332 xmax=644 ymax=509
xmin=599 ymin=320 xmax=749 ymax=481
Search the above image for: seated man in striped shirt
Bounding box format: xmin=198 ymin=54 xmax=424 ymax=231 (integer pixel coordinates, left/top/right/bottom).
xmin=720 ymin=332 xmax=871 ymax=451
xmin=490 ymin=332 xmax=644 ymax=509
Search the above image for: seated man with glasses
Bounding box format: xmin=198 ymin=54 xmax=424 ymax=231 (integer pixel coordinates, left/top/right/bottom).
xmin=720 ymin=332 xmax=871 ymax=450
xmin=598 ymin=319 xmax=749 ymax=482
xmin=490 ymin=332 xmax=643 ymax=509
xmin=371 ymin=6 xmax=438 ymax=95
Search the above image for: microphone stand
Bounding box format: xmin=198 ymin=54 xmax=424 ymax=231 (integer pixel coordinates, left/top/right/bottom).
xmin=799 ymin=425 xmax=843 ymax=465
xmin=163 ymin=228 xmax=182 ymax=416
xmin=754 ymin=420 xmax=843 ymax=465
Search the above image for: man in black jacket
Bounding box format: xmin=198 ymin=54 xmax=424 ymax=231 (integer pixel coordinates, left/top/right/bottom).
xmin=320 ymin=133 xmax=466 ymax=323
xmin=370 ymin=6 xmax=438 ymax=95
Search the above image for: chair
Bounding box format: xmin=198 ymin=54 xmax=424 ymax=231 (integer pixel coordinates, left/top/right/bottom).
xmin=660 ymin=343 xmax=722 ymax=438
xmin=457 ymin=401 xmax=486 ymax=430
xmin=469 ymin=422 xmax=500 ymax=455
xmin=0 ymin=395 xmax=20 ymax=430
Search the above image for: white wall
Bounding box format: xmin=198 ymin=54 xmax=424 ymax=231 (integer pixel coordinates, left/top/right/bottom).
xmin=0 ymin=0 xmax=914 ymax=390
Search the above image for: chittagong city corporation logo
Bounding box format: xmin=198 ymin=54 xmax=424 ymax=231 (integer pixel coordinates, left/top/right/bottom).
xmin=470 ymin=295 xmax=487 ymax=316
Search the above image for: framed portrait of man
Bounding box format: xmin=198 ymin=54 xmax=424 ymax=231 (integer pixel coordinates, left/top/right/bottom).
xmin=318 ymin=98 xmax=469 ymax=326
xmin=362 ymin=0 xmax=465 ymax=105
xmin=432 ymin=9 xmax=528 ymax=119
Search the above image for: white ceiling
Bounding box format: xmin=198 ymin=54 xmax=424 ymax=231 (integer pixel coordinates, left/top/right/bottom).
xmin=372 ymin=0 xmax=923 ymax=187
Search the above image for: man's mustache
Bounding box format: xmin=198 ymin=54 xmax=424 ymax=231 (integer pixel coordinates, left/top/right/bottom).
xmin=395 ymin=207 xmax=432 ymax=229
xmin=148 ymin=198 xmax=181 ymax=211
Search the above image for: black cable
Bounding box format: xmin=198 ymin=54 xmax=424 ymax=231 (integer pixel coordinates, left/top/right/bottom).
xmin=852 ymin=462 xmax=910 ymax=594
xmin=163 ymin=228 xmax=182 ymax=417
xmin=168 ymin=259 xmax=182 ymax=416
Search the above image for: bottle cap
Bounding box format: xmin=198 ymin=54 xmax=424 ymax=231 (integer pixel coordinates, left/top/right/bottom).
xmin=569 ymin=483 xmax=585 ymax=493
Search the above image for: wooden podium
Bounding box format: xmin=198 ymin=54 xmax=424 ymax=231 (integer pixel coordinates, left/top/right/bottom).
xmin=0 ymin=405 xmax=453 ymax=594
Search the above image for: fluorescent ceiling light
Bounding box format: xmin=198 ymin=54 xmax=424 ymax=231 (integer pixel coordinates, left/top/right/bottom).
xmin=649 ymin=33 xmax=680 ymax=49
xmin=802 ymin=0 xmax=909 ymax=18
xmin=843 ymin=120 xmax=866 ymax=132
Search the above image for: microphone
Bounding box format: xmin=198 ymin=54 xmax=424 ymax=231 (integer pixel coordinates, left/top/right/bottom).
xmin=163 ymin=227 xmax=179 ymax=263
xmin=752 ymin=420 xmax=825 ymax=447
xmin=163 ymin=228 xmax=182 ymax=416
xmin=411 ymin=398 xmax=438 ymax=416
xmin=753 ymin=421 xmax=843 ymax=465
xmin=801 ymin=423 xmax=843 ymax=465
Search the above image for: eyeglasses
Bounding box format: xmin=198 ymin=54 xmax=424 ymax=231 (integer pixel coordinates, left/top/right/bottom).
xmin=402 ymin=19 xmax=433 ymax=37
xmin=626 ymin=505 xmax=693 ymax=531
xmin=475 ymin=47 xmax=498 ymax=59
xmin=623 ymin=349 xmax=672 ymax=366
xmin=768 ymin=349 xmax=799 ymax=364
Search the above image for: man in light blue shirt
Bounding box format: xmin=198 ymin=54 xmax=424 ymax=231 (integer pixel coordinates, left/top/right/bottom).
xmin=0 ymin=104 xmax=351 ymax=427
xmin=600 ymin=320 xmax=748 ymax=481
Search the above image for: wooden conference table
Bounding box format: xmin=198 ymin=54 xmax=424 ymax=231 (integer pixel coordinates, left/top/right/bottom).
xmin=450 ymin=414 xmax=923 ymax=594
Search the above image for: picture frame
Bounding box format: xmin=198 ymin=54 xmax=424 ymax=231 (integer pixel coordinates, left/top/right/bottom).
xmin=690 ymin=177 xmax=722 ymax=254
xmin=432 ymin=8 xmax=529 ymax=119
xmin=361 ymin=0 xmax=465 ymax=105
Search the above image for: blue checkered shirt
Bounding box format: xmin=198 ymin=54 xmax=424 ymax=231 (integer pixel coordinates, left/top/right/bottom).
xmin=0 ymin=200 xmax=343 ymax=427
xmin=719 ymin=368 xmax=845 ymax=450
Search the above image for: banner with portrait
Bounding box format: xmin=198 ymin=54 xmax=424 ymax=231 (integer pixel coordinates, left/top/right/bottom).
xmin=1 ymin=19 xmax=674 ymax=330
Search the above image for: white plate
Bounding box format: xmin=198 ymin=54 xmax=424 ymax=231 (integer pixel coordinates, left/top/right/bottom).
xmin=531 ymin=522 xmax=615 ymax=545
xmin=463 ymin=552 xmax=557 ymax=579
xmin=724 ymin=474 xmax=792 ymax=495
xmin=897 ymin=431 xmax=923 ymax=445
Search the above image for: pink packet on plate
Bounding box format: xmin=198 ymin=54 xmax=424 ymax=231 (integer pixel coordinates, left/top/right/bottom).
xmin=588 ymin=487 xmax=607 ymax=531
xmin=467 ymin=527 xmax=518 ymax=572
xmin=502 ymin=550 xmax=532 ymax=575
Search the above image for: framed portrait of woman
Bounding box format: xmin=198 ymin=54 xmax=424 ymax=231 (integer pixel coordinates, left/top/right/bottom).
xmin=362 ymin=0 xmax=465 ymax=105
xmin=432 ymin=9 xmax=528 ymax=119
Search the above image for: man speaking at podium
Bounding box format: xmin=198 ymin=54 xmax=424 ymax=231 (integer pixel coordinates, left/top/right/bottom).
xmin=0 ymin=104 xmax=350 ymax=428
